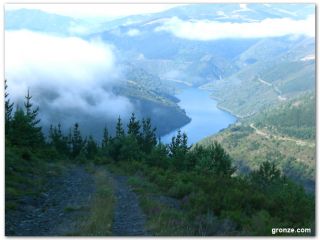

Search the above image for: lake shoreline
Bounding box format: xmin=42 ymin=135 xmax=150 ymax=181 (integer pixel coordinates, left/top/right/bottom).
xmin=207 ymin=92 xmax=255 ymax=120
xmin=161 ymin=87 xmax=237 ymax=144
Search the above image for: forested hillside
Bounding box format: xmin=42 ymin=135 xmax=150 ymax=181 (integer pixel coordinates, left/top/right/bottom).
xmin=202 ymin=37 xmax=315 ymax=117
xmin=200 ymin=93 xmax=315 ymax=191
xmin=5 ymin=81 xmax=315 ymax=236
xmin=254 ymin=93 xmax=315 ymax=140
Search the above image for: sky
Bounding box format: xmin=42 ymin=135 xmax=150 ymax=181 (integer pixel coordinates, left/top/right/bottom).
xmin=5 ymin=3 xmax=184 ymax=19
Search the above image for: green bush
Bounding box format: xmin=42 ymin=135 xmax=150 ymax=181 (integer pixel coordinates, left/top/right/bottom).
xmin=168 ymin=179 xmax=194 ymax=199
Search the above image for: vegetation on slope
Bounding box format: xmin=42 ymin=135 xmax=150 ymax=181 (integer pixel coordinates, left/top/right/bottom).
xmin=202 ymin=37 xmax=315 ymax=117
xmin=113 ymin=65 xmax=191 ymax=136
xmin=254 ymin=93 xmax=315 ymax=140
xmin=67 ymin=114 xmax=315 ymax=236
xmin=200 ymin=93 xmax=315 ymax=191
xmin=5 ymin=82 xmax=315 ymax=236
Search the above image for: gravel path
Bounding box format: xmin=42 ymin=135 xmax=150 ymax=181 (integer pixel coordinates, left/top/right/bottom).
xmin=5 ymin=165 xmax=95 ymax=236
xmin=111 ymin=175 xmax=148 ymax=236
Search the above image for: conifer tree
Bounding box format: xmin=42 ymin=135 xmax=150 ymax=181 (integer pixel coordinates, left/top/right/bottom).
xmin=169 ymin=129 xmax=182 ymax=158
xmin=141 ymin=118 xmax=157 ymax=153
xmin=23 ymin=89 xmax=44 ymax=146
xmin=127 ymin=113 xmax=141 ymax=140
xmin=86 ymin=135 xmax=98 ymax=160
xmin=102 ymin=126 xmax=110 ymax=148
xmin=10 ymin=106 xmax=30 ymax=147
xmin=71 ymin=123 xmax=85 ymax=158
xmin=24 ymin=89 xmax=40 ymax=127
xmin=250 ymin=161 xmax=282 ymax=188
xmin=49 ymin=123 xmax=69 ymax=155
xmin=168 ymin=130 xmax=189 ymax=170
xmin=109 ymin=118 xmax=125 ymax=162
xmin=181 ymin=132 xmax=188 ymax=152
xmin=67 ymin=128 xmax=73 ymax=153
xmin=5 ymin=80 xmax=14 ymax=135
xmin=115 ymin=116 xmax=125 ymax=138
xmin=9 ymin=89 xmax=44 ymax=148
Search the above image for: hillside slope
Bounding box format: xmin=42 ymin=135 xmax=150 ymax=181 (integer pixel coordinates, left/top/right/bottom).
xmin=202 ymin=36 xmax=315 ymax=117
xmin=199 ymin=93 xmax=315 ymax=191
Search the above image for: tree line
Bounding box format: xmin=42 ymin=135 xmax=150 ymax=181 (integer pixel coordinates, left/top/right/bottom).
xmin=5 ymin=81 xmax=314 ymax=235
xmin=5 ymin=80 xmax=235 ymax=177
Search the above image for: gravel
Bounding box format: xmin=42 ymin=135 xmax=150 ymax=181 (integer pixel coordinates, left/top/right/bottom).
xmin=5 ymin=165 xmax=95 ymax=236
xmin=111 ymin=175 xmax=148 ymax=236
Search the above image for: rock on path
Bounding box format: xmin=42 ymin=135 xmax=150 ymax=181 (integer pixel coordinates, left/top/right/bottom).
xmin=111 ymin=175 xmax=148 ymax=236
xmin=6 ymin=165 xmax=95 ymax=236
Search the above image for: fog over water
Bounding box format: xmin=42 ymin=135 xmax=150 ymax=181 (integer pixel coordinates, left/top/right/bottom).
xmin=5 ymin=30 xmax=134 ymax=134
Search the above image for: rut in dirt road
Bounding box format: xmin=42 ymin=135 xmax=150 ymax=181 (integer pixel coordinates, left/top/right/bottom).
xmin=111 ymin=175 xmax=148 ymax=236
xmin=6 ymin=165 xmax=95 ymax=236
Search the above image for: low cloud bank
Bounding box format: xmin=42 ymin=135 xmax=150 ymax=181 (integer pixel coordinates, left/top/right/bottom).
xmin=155 ymin=15 xmax=315 ymax=41
xmin=5 ymin=30 xmax=133 ymax=134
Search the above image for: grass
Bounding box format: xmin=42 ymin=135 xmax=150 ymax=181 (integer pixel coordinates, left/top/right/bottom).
xmin=6 ymin=143 xmax=115 ymax=236
xmin=139 ymin=196 xmax=193 ymax=236
xmin=74 ymin=167 xmax=115 ymax=236
xmin=110 ymin=163 xmax=194 ymax=236
xmin=5 ymin=145 xmax=67 ymax=212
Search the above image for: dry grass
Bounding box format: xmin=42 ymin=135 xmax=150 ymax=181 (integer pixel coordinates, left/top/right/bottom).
xmin=75 ymin=167 xmax=115 ymax=236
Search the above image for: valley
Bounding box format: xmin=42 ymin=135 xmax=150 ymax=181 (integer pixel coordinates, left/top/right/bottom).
xmin=5 ymin=3 xmax=316 ymax=236
xmin=161 ymin=87 xmax=236 ymax=144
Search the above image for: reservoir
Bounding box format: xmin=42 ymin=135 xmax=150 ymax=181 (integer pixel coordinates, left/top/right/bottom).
xmin=161 ymin=87 xmax=237 ymax=145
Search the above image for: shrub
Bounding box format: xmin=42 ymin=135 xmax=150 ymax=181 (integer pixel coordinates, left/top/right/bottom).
xmin=168 ymin=180 xmax=194 ymax=199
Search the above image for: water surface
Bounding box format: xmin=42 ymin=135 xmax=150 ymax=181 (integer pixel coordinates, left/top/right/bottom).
xmin=161 ymin=87 xmax=237 ymax=145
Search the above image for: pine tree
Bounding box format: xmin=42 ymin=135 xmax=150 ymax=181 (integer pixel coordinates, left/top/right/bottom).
xmin=10 ymin=89 xmax=44 ymax=148
xmin=181 ymin=132 xmax=189 ymax=152
xmin=24 ymin=89 xmax=40 ymax=127
xmin=168 ymin=130 xmax=189 ymax=170
xmin=67 ymin=128 xmax=73 ymax=153
xmin=141 ymin=118 xmax=157 ymax=153
xmin=250 ymin=161 xmax=282 ymax=188
xmin=86 ymin=135 xmax=98 ymax=160
xmin=210 ymin=141 xmax=235 ymax=177
xmin=102 ymin=126 xmax=110 ymax=148
xmin=169 ymin=129 xmax=182 ymax=158
xmin=109 ymin=118 xmax=124 ymax=162
xmin=5 ymin=79 xmax=14 ymax=136
xmin=23 ymin=89 xmax=44 ymax=147
xmin=10 ymin=106 xmax=30 ymax=147
xmin=115 ymin=116 xmax=125 ymax=138
xmin=49 ymin=123 xmax=69 ymax=155
xmin=127 ymin=113 xmax=141 ymax=140
xmin=176 ymin=130 xmax=182 ymax=146
xmin=71 ymin=123 xmax=85 ymax=158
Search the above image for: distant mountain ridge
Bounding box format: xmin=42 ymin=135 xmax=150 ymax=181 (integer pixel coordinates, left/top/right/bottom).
xmin=202 ymin=36 xmax=315 ymax=117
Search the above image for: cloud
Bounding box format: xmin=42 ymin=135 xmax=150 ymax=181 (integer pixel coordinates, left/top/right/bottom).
xmin=155 ymin=15 xmax=315 ymax=41
xmin=234 ymin=3 xmax=253 ymax=13
xmin=68 ymin=23 xmax=91 ymax=35
xmin=126 ymin=28 xmax=141 ymax=37
xmin=5 ymin=30 xmax=133 ymax=133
